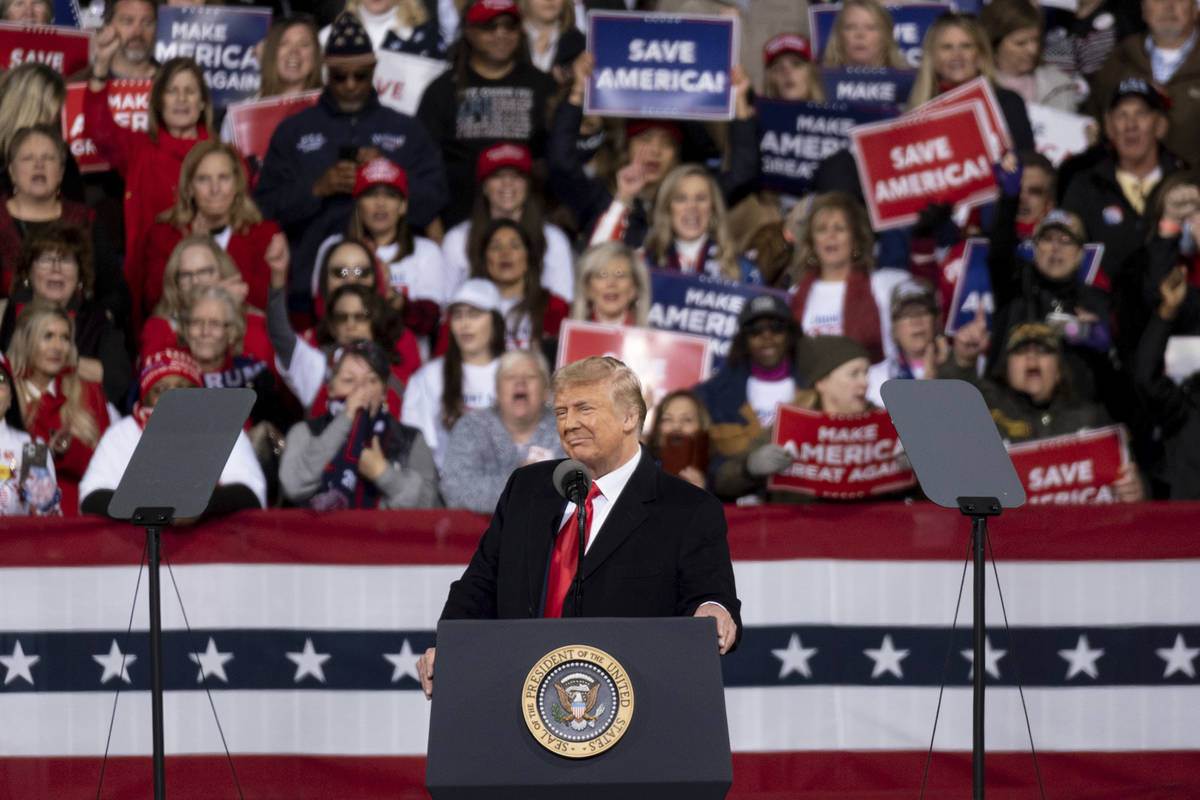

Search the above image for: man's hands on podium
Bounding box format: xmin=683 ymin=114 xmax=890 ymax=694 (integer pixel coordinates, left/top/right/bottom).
xmin=418 ymin=647 xmax=436 ymax=700
xmin=416 ymin=607 xmax=736 ymax=699
xmin=695 ymin=603 xmax=737 ymax=655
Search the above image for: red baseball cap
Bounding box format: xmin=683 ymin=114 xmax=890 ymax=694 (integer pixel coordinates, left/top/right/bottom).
xmin=466 ymin=0 xmax=519 ymax=25
xmin=626 ymin=119 xmax=683 ymax=145
xmin=353 ymin=158 xmax=408 ymax=198
xmin=763 ymin=33 xmax=812 ymax=67
xmin=476 ymin=142 xmax=532 ymax=183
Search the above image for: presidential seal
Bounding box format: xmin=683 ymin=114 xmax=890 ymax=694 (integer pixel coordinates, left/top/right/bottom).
xmin=521 ymin=645 xmax=634 ymax=758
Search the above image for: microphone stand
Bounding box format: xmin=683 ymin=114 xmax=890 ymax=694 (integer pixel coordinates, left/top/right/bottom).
xmin=572 ymin=488 xmax=586 ymax=618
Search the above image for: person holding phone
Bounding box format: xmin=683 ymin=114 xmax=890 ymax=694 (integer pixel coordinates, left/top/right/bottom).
xmin=0 ymin=352 xmax=60 ymax=516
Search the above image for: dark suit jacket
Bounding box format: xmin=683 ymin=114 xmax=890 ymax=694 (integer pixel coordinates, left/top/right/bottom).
xmin=440 ymin=450 xmax=743 ymax=649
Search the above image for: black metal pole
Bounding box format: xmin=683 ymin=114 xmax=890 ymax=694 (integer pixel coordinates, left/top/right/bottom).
xmin=972 ymin=515 xmax=986 ymax=800
xmin=146 ymin=524 xmax=166 ymax=800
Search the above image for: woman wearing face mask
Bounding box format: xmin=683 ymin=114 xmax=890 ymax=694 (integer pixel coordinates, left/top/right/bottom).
xmin=787 ymin=191 xmax=909 ymax=364
xmin=6 ymin=303 xmax=113 ymax=514
xmin=0 ymin=351 xmax=60 ymax=516
xmin=79 ymin=346 xmax=267 ymax=515
xmin=0 ymin=222 xmax=131 ymax=407
xmin=0 ymin=126 xmax=127 ymax=329
xmin=138 ymin=141 xmax=282 ymax=327
xmin=470 ymin=218 xmax=569 ymax=355
xmin=568 ymin=242 xmax=651 ymax=326
xmin=314 ymin=159 xmax=446 ymax=340
xmin=440 ymin=348 xmax=563 ymax=512
xmin=442 ymin=143 xmax=575 ymax=303
xmin=906 ymin=13 xmax=1034 ymax=151
xmin=641 ymin=165 xmax=762 ymax=284
xmin=87 ymin=46 xmax=214 ymax=296
xmin=822 ymin=0 xmax=910 ymax=69
xmin=695 ymin=294 xmax=807 ymax=500
xmin=280 ymin=340 xmax=439 ymax=509
xmin=980 ymin=0 xmax=1084 ymax=112
xmin=402 ymin=279 xmax=506 ymax=468
xmin=646 ymin=389 xmax=710 ymax=490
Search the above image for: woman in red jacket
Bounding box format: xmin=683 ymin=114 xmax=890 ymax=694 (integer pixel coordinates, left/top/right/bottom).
xmin=6 ymin=302 xmax=110 ymax=513
xmin=86 ymin=28 xmax=213 ymax=325
xmin=139 ymin=140 xmax=282 ymax=323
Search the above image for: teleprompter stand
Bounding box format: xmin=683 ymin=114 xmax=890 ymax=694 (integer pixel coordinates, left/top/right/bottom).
xmin=107 ymin=388 xmax=255 ymax=800
xmin=881 ymin=379 xmax=1025 ymax=800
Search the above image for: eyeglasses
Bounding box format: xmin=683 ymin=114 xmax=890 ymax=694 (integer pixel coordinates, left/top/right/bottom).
xmin=328 ymin=68 xmax=373 ymax=85
xmin=330 ymin=265 xmax=374 ymax=280
xmin=746 ymin=319 xmax=787 ymax=337
xmin=33 ymin=254 xmax=77 ymax=272
xmin=331 ymin=311 xmax=371 ymax=325
xmin=178 ymin=265 xmax=218 ymax=284
xmin=186 ymin=318 xmax=231 ymax=334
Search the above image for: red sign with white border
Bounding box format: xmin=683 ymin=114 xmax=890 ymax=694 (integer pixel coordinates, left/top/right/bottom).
xmin=850 ymin=100 xmax=999 ymax=231
xmin=556 ymin=320 xmax=713 ymax=430
xmin=227 ymin=90 xmax=321 ymax=169
xmin=62 ymin=80 xmax=152 ymax=174
xmin=1005 ymin=425 xmax=1129 ymax=505
xmin=915 ymin=76 xmax=1011 ymax=158
xmin=0 ymin=22 xmax=91 ymax=74
xmin=767 ymin=405 xmax=916 ymax=498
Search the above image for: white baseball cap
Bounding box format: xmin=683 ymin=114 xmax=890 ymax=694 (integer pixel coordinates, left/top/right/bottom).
xmin=450 ymin=278 xmax=501 ymax=312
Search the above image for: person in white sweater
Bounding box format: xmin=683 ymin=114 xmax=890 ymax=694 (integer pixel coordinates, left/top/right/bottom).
xmin=0 ymin=353 xmax=59 ymax=516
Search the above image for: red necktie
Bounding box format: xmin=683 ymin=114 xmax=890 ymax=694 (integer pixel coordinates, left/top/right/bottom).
xmin=544 ymin=483 xmax=602 ymax=618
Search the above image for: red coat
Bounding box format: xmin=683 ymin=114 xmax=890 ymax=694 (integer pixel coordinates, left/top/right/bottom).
xmin=24 ymin=374 xmax=110 ymax=516
xmin=138 ymin=219 xmax=281 ymax=323
xmin=84 ymin=83 xmax=209 ymax=326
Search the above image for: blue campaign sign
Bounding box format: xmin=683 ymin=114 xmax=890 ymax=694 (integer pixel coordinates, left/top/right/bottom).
xmin=810 ymin=3 xmax=950 ymax=69
xmin=585 ymin=11 xmax=737 ymax=121
xmin=945 ymin=238 xmax=993 ymax=335
xmin=821 ymin=67 xmax=916 ymax=108
xmin=757 ymin=99 xmax=897 ymax=196
xmin=156 ymin=5 xmax=271 ymax=109
xmin=646 ymin=269 xmax=789 ymax=371
xmin=52 ymin=0 xmax=80 ymax=26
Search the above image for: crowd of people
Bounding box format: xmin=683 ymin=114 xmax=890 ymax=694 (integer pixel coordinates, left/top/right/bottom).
xmin=1 ymin=0 xmax=1198 ymax=517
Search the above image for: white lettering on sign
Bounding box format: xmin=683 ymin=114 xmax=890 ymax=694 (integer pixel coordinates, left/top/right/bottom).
xmin=627 ymin=39 xmax=697 ymax=63
xmin=1028 ymin=460 xmax=1094 ymax=491
xmin=889 ymin=137 xmax=953 ymax=170
xmin=9 ymin=49 xmax=63 ymax=70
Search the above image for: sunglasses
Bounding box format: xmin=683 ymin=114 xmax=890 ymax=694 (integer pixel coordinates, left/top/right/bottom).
xmin=330 ymin=265 xmax=374 ymax=280
xmin=329 ymin=68 xmax=372 ymax=85
xmin=746 ymin=319 xmax=787 ymax=337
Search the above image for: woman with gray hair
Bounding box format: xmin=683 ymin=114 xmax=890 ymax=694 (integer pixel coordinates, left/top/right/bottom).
xmin=569 ymin=242 xmax=652 ymax=327
xmin=440 ymin=348 xmax=564 ymax=513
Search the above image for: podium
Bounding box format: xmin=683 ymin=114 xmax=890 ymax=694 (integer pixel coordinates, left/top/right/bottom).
xmin=426 ymin=617 xmax=733 ymax=800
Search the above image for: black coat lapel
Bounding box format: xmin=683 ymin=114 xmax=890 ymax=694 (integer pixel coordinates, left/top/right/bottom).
xmin=580 ymin=450 xmax=655 ymax=580
xmin=525 ymin=477 xmax=569 ymax=613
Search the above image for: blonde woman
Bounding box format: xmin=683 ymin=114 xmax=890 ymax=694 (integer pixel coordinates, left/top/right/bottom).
xmin=137 ymin=140 xmax=284 ymax=322
xmin=640 ymin=165 xmax=762 ymax=284
xmin=821 ymin=0 xmax=909 ymax=69
xmin=8 ymin=303 xmax=112 ymax=513
xmin=905 ymin=12 xmax=1035 ymax=150
xmin=319 ymin=0 xmax=445 ymax=58
xmin=141 ymin=234 xmax=275 ymax=365
xmin=0 ymin=65 xmax=81 ymax=201
xmin=569 ymin=242 xmax=651 ymax=326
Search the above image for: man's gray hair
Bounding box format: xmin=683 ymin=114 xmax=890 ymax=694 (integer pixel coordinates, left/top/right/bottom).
xmin=551 ymin=356 xmax=647 ymax=430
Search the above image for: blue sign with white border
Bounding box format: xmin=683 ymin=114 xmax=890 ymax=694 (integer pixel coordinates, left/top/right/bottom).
xmin=585 ymin=11 xmax=737 ymax=121
xmin=757 ymin=99 xmax=897 ymax=196
xmin=821 ymin=67 xmax=916 ymax=108
xmin=155 ymin=5 xmax=271 ymax=109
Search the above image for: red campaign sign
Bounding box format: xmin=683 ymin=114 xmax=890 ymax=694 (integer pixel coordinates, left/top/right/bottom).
xmin=850 ymin=100 xmax=998 ymax=232
xmin=227 ymin=90 xmax=321 ymax=168
xmin=916 ymin=76 xmax=1011 ymax=159
xmin=767 ymin=406 xmax=916 ymax=498
xmin=0 ymin=22 xmax=91 ymax=74
xmin=1005 ymin=425 xmax=1129 ymax=505
xmin=555 ymin=320 xmax=713 ymax=428
xmin=62 ymin=80 xmax=152 ymax=174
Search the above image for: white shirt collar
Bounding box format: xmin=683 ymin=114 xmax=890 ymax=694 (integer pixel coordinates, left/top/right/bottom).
xmin=593 ymin=443 xmax=643 ymax=502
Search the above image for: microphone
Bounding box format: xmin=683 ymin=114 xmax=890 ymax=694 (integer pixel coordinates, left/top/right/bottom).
xmin=552 ymin=459 xmax=592 ymax=506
